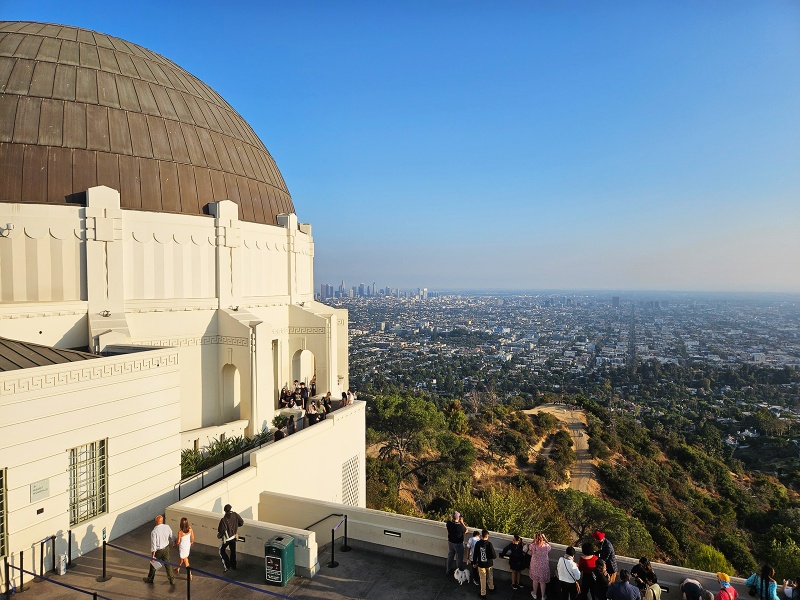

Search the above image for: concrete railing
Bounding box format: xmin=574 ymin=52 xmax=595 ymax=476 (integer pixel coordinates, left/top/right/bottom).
xmin=258 ymin=491 xmax=751 ymax=595
xmin=164 ymin=503 xmax=319 ymax=578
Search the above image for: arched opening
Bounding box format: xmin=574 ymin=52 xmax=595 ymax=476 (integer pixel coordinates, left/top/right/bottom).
xmin=291 ymin=349 xmax=315 ymax=387
xmin=221 ymin=364 xmax=240 ymax=423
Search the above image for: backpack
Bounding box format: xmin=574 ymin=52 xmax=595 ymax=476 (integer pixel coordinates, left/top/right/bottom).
xmin=477 ymin=541 xmax=496 ymax=567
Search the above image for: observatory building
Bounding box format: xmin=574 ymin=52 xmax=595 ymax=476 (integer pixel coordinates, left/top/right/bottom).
xmin=0 ymin=20 xmax=361 ymax=570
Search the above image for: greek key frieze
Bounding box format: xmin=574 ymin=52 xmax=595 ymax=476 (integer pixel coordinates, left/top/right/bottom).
xmin=133 ymin=336 xmax=248 ymax=347
xmin=289 ymin=327 xmax=326 ymax=335
xmin=0 ymin=351 xmax=179 ymax=396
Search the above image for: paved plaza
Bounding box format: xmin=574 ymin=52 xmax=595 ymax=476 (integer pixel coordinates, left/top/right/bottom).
xmin=10 ymin=521 xmax=524 ymax=600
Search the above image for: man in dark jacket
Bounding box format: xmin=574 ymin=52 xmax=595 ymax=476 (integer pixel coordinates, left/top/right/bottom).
xmin=473 ymin=529 xmax=497 ymax=598
xmin=218 ymin=504 xmax=244 ymax=572
xmin=594 ymin=531 xmax=618 ymax=582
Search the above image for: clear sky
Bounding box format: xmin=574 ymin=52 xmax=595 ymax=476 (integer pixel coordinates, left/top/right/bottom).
xmin=4 ymin=1 xmax=799 ymax=293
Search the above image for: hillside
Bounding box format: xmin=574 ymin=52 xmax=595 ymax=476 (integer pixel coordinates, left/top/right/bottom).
xmin=364 ymin=389 xmax=800 ymax=579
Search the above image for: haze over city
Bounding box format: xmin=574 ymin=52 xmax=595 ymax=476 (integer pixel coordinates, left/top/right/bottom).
xmin=6 ymin=0 xmax=799 ymax=293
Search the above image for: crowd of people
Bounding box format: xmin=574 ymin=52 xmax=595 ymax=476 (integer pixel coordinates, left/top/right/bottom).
xmin=443 ymin=518 xmax=778 ymax=600
xmin=275 ymin=379 xmax=358 ymax=438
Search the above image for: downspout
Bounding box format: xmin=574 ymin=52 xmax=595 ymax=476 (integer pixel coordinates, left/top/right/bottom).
xmin=250 ymin=324 xmax=258 ymax=436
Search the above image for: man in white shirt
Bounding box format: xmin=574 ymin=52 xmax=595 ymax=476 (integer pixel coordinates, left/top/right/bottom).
xmin=143 ymin=515 xmax=174 ymax=585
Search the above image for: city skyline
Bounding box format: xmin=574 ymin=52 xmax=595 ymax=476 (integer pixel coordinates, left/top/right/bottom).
xmin=5 ymin=1 xmax=799 ymax=293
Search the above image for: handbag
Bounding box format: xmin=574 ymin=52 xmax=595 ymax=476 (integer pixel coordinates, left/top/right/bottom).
xmin=560 ymin=557 xmax=581 ymax=593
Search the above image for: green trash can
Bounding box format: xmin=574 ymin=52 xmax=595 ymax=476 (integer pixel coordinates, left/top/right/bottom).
xmin=265 ymin=535 xmax=295 ymax=586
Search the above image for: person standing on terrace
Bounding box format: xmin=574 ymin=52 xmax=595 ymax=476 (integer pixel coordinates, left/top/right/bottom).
xmin=594 ymin=531 xmax=618 ymax=583
xmin=716 ymin=572 xmax=737 ymax=600
xmin=746 ymin=565 xmax=780 ymax=600
xmin=445 ymin=511 xmax=468 ymax=576
xmin=527 ymin=531 xmax=551 ymax=600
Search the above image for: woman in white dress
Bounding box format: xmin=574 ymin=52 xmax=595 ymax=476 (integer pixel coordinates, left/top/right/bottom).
xmin=173 ymin=517 xmax=195 ymax=579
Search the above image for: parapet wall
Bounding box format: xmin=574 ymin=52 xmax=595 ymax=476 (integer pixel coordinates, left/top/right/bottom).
xmin=259 ymin=490 xmax=750 ymax=597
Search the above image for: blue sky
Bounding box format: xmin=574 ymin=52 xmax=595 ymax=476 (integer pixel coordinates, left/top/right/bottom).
xmin=4 ymin=1 xmax=799 ymax=292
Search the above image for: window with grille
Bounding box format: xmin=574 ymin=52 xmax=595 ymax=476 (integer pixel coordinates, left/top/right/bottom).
xmin=68 ymin=440 xmax=107 ymax=526
xmin=0 ymin=468 xmax=7 ymax=557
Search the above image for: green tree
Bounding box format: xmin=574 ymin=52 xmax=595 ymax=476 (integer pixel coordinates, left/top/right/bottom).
xmin=767 ymin=538 xmax=800 ymax=582
xmin=369 ymin=394 xmax=445 ymax=465
xmin=554 ymin=489 xmax=655 ymax=556
xmin=449 ymin=485 xmax=570 ymax=542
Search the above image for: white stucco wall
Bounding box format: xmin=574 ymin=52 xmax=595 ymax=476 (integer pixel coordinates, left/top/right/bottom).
xmin=0 ymin=188 xmax=351 ymax=572
xmin=166 ymin=401 xmax=366 ymax=576
xmin=0 ymin=347 xmax=181 ymax=566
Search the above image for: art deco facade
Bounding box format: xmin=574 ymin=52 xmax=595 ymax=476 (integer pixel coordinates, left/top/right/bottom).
xmin=0 ymin=21 xmax=359 ymax=568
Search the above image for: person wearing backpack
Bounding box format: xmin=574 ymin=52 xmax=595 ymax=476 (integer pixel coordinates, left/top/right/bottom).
xmin=716 ymin=573 xmax=738 ymax=600
xmin=473 ymin=529 xmax=497 ymax=598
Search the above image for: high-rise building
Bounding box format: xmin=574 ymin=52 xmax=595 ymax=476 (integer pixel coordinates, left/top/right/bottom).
xmin=612 ymin=296 xmax=621 ymax=309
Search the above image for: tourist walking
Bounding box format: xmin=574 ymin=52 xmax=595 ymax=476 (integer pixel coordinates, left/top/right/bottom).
xmin=173 ymin=517 xmax=194 ymax=580
xmin=218 ymin=504 xmax=244 ymax=572
xmin=143 ymin=515 xmax=175 ymax=585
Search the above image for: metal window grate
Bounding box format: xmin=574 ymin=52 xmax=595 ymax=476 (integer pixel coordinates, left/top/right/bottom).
xmin=0 ymin=468 xmax=6 ymax=557
xmin=68 ymin=440 xmax=107 ymax=526
xmin=341 ymin=455 xmax=359 ymax=507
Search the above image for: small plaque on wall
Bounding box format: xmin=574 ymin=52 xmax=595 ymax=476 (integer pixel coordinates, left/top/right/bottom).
xmin=31 ymin=479 xmax=50 ymax=502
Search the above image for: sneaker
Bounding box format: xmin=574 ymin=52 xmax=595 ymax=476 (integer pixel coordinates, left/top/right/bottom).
xmin=474 ymin=578 xmax=480 ymax=586
xmin=531 ymin=593 xmax=537 ymax=599
xmin=513 ymin=584 xmax=519 ymax=590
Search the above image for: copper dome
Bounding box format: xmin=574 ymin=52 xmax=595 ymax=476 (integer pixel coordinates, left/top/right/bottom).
xmin=0 ymin=21 xmax=294 ymax=224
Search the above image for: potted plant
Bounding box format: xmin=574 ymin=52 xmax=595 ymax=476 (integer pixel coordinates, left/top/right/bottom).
xmin=272 ymin=414 xmax=289 ymax=430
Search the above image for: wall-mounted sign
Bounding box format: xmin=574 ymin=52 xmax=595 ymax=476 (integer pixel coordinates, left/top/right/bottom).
xmin=31 ymin=479 xmax=49 ymax=502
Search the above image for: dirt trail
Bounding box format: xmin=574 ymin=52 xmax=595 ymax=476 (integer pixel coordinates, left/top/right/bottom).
xmin=524 ymin=403 xmax=597 ymax=494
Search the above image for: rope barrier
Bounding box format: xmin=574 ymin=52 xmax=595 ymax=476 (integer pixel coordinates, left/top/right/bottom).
xmin=105 ymin=542 xmax=294 ymax=599
xmin=6 ymin=562 xmax=110 ymax=599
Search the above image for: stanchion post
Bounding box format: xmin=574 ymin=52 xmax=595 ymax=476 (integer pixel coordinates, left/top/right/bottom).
xmin=17 ymin=550 xmax=28 ymax=593
xmin=95 ymin=541 xmax=112 ymax=582
xmin=67 ymin=530 xmax=72 ymax=567
xmin=341 ymin=515 xmax=351 ymax=552
xmin=4 ymin=556 xmax=10 ymax=598
xmin=186 ymin=566 xmax=191 ymax=600
xmin=50 ymin=536 xmax=56 ymax=574
xmin=327 ymin=528 xmax=338 ymax=568
xmin=39 ymin=540 xmax=44 ymax=580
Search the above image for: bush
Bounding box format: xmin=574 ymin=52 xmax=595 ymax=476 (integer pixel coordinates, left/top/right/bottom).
xmin=449 ymin=485 xmax=571 ymax=543
xmin=683 ymin=544 xmax=734 ymax=575
xmin=714 ymin=533 xmax=757 ymax=576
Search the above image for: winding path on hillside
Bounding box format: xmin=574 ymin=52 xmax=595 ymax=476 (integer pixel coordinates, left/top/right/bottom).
xmin=524 ymin=403 xmax=595 ymax=493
